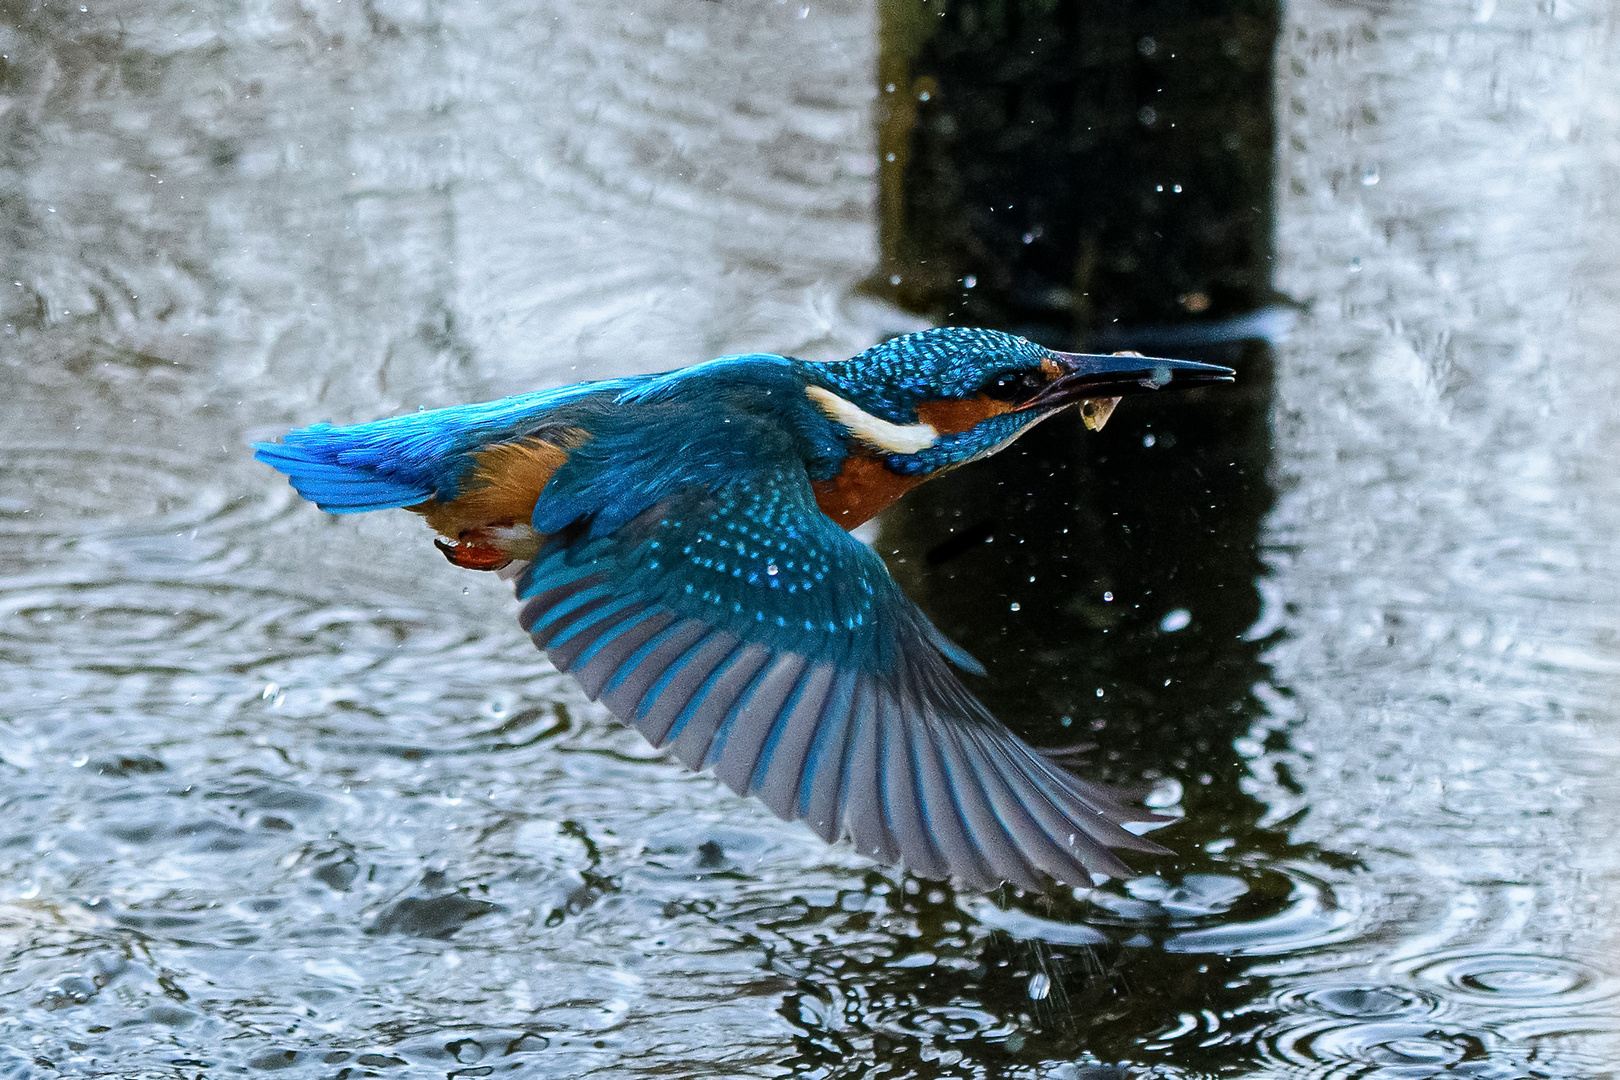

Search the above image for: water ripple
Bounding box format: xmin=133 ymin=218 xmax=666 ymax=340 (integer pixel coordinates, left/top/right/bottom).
xmin=1268 ymin=1018 xmax=1503 ymax=1078
xmin=0 ymin=443 xmax=229 ymax=531
xmin=1402 ymin=950 xmax=1618 ymax=1012
xmin=1083 ymin=864 xmax=1362 ymax=957
xmin=1287 ymin=984 xmax=1440 ymax=1020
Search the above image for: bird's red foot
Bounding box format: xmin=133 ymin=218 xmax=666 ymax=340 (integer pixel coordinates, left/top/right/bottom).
xmin=434 ymin=536 xmax=512 ymax=572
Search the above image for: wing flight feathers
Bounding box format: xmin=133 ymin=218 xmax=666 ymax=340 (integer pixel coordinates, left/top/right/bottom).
xmin=512 ymin=467 xmax=1167 ymax=890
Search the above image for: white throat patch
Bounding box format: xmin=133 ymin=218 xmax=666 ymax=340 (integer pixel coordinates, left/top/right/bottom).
xmin=805 ymin=385 xmax=939 ymax=455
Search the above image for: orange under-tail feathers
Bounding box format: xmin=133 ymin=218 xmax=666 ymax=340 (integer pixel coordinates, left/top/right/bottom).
xmin=412 ymin=433 xmax=582 ymax=569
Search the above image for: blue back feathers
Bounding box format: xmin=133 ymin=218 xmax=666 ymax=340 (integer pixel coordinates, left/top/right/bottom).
xmin=254 ymin=330 xmax=1055 ymax=514
xmin=531 ymin=356 xmax=847 ymax=538
xmin=252 ymin=379 xmax=641 ymax=513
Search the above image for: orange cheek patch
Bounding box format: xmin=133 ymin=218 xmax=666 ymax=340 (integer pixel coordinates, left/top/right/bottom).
xmin=914 ymin=394 xmax=1017 ymax=435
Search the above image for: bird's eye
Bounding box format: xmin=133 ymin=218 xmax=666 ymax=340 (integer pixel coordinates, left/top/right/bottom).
xmin=983 ymin=370 xmax=1044 ymax=401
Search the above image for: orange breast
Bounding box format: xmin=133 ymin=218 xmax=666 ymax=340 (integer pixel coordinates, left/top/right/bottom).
xmin=812 ymin=453 xmax=926 ymax=530
xmin=812 ymin=398 xmax=1019 ymax=530
xmin=914 ymin=394 xmax=1016 ymax=434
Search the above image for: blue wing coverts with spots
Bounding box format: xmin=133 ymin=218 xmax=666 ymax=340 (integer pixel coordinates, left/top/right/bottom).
xmin=517 ymin=461 xmax=1165 ymax=891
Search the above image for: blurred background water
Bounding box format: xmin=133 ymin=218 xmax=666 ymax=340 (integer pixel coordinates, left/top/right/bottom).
xmin=2 ymin=0 xmax=1618 ymax=1077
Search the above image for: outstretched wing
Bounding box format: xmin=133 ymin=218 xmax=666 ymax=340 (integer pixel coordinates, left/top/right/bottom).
xmin=515 ymin=460 xmax=1164 ymax=891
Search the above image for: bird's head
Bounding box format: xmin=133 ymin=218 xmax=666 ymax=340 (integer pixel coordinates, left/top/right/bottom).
xmin=806 ymin=327 xmax=1234 ymax=476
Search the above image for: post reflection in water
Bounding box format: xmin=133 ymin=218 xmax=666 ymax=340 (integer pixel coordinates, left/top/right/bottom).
xmin=798 ymin=0 xmax=1312 ymax=1072
xmin=2 ymin=0 xmax=1618 ymax=1076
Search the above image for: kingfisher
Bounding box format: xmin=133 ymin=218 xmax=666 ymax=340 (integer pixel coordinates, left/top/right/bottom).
xmin=255 ymin=327 xmax=1233 ymax=892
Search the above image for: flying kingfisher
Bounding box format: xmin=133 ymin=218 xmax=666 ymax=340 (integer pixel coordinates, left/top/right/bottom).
xmin=255 ymin=327 xmax=1233 ymax=891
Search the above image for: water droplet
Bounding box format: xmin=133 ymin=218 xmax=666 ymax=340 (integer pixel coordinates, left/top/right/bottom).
xmin=963 ymin=274 xmax=977 ymax=288
xmin=1146 ymin=777 xmax=1183 ymax=808
xmin=1009 ymin=602 xmax=1021 ymax=612
xmin=1143 ymin=433 xmax=1157 ymax=447
xmin=1362 ymin=166 xmax=1380 ymax=185
xmin=1138 ymin=36 xmax=1157 ymax=56
xmin=1139 ymin=106 xmax=1158 ymax=125
xmin=1161 ymin=608 xmax=1192 ymax=632
xmin=1103 ymin=591 xmax=1114 ymax=602
xmin=1027 ymin=972 xmax=1051 ymax=999
xmin=1095 ymin=688 xmax=1104 ymax=697
xmin=765 ymin=563 xmax=779 ymax=576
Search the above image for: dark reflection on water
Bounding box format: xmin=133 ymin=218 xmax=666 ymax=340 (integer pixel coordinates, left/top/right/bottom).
xmin=869 ymin=0 xmax=1278 ymax=338
xmin=864 ymin=0 xmax=1323 ymax=1071
xmin=2 ymin=0 xmax=1619 ymax=1077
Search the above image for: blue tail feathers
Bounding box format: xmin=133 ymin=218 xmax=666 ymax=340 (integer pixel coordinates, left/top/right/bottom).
xmin=252 ymin=429 xmax=437 ymax=513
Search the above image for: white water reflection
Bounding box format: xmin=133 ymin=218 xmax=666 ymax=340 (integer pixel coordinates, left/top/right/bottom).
xmin=1253 ymin=0 xmax=1620 ymax=1072
xmin=2 ymin=3 xmax=892 ymax=1076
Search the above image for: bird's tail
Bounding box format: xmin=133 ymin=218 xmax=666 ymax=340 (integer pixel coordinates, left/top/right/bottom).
xmin=253 ymin=420 xmax=438 ymax=513
xmin=253 ymin=382 xmax=628 ymax=514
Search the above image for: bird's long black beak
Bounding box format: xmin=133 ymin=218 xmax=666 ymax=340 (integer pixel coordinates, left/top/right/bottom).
xmin=1036 ymin=351 xmax=1236 ymax=407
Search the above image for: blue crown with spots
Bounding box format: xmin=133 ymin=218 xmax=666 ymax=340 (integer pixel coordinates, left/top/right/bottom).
xmin=816 ymin=327 xmax=1052 ymax=419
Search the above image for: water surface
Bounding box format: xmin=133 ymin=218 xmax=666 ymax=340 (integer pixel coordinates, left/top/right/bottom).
xmin=2 ymin=1 xmax=1618 ymax=1076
